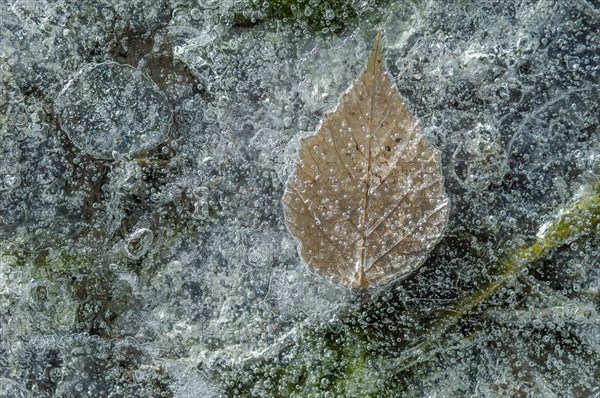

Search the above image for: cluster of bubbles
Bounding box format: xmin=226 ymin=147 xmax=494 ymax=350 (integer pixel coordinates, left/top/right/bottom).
xmin=0 ymin=0 xmax=598 ymax=396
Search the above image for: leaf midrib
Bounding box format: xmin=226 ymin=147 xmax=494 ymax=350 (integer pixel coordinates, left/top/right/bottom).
xmin=357 ymin=32 xmax=382 ymax=286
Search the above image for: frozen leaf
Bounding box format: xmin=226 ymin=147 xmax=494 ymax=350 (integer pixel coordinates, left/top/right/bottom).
xmin=283 ymin=32 xmax=449 ymax=288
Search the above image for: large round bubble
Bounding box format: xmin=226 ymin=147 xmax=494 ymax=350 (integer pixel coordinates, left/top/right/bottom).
xmin=55 ymin=62 xmax=172 ymax=159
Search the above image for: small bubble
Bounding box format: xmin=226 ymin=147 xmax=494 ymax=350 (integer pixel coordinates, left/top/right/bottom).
xmin=1 ymin=174 xmax=21 ymax=191
xmin=190 ymin=8 xmax=202 ymax=20
xmin=193 ymin=187 xmax=210 ymax=220
xmin=565 ymin=55 xmax=580 ymax=71
xmin=125 ymin=228 xmax=154 ymax=260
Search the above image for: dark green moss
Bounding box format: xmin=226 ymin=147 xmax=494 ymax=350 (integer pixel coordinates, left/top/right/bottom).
xmin=232 ymin=0 xmax=358 ymax=34
xmin=219 ymin=322 xmax=386 ymax=398
xmin=0 ymin=251 xmax=26 ymax=268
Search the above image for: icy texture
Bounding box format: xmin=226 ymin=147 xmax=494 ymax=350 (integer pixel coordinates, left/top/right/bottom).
xmin=0 ymin=0 xmax=599 ymax=397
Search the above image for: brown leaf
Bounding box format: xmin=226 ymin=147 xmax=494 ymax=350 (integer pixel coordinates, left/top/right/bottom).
xmin=283 ymin=31 xmax=450 ymax=288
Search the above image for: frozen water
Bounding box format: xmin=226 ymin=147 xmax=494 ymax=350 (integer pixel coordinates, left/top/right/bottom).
xmin=0 ymin=0 xmax=599 ymax=397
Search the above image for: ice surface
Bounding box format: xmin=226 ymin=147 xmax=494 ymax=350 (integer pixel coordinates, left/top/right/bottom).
xmin=0 ymin=0 xmax=599 ymax=397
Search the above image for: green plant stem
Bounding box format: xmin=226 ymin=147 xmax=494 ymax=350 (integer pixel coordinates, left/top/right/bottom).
xmin=393 ymin=181 xmax=600 ymax=371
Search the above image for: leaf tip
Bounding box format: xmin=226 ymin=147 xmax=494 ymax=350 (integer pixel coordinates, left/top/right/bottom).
xmin=369 ymin=30 xmax=385 ymax=70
